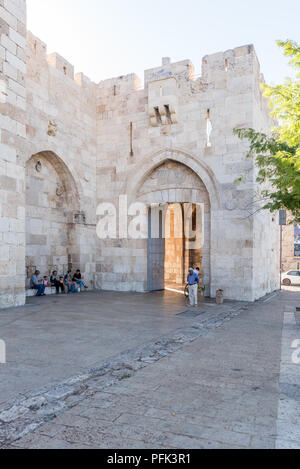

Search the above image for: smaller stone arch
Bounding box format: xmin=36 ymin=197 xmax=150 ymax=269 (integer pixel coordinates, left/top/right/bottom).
xmin=25 ymin=151 xmax=83 ymax=284
xmin=28 ymin=151 xmax=82 ymax=206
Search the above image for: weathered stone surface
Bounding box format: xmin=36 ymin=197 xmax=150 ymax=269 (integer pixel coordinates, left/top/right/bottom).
xmin=2 ymin=288 xmax=299 ymax=449
xmin=0 ymin=1 xmax=280 ymax=307
xmin=0 ymin=294 xmax=247 ymax=447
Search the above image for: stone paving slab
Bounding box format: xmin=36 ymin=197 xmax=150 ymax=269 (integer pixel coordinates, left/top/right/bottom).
xmin=276 ymin=311 xmax=300 ymax=449
xmin=0 ymin=290 xmax=244 ymax=405
xmin=0 ymin=296 xmax=246 ymax=447
xmin=1 ymin=289 xmax=300 ymax=449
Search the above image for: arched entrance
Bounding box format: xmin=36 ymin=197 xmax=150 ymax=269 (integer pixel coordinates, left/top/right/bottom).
xmin=25 ymin=151 xmax=81 ymax=285
xmin=136 ymin=159 xmax=211 ymax=293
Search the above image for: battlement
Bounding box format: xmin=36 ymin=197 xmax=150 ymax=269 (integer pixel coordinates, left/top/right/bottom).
xmin=144 ymin=58 xmax=195 ymax=85
xmin=27 ymin=31 xmax=95 ymax=88
xmin=97 ymin=73 xmax=142 ymax=97
xmin=46 ymin=52 xmax=74 ymax=80
xmin=27 ymin=32 xmax=47 ymax=60
xmin=202 ymin=44 xmax=260 ymax=81
xmin=97 ymin=44 xmax=261 ymax=102
xmin=27 ymin=31 xmax=262 ymax=99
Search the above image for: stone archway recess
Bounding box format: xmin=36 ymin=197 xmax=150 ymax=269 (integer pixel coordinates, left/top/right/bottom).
xmin=127 ymin=149 xmax=216 ymax=294
xmin=25 ymin=151 xmax=83 ymax=284
xmin=126 ymin=148 xmax=220 ymax=210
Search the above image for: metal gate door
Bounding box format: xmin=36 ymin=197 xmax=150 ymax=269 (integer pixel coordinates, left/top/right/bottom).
xmin=147 ymin=206 xmax=165 ymax=291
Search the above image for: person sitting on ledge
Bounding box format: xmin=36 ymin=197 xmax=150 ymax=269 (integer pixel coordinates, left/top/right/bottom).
xmin=30 ymin=270 xmax=46 ymax=297
xmin=73 ymin=270 xmax=88 ymax=290
xmin=64 ymin=271 xmax=77 ymax=293
xmin=42 ymin=276 xmax=49 ymax=287
xmin=50 ymin=271 xmax=65 ymax=294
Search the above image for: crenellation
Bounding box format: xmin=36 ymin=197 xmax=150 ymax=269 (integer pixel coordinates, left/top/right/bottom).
xmin=98 ymin=73 xmax=142 ymax=100
xmin=27 ymin=31 xmax=46 ymax=60
xmin=74 ymin=72 xmax=92 ymax=88
xmin=46 ymin=52 xmax=74 ymax=79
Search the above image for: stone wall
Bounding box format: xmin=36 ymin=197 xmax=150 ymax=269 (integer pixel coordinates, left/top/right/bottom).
xmin=24 ymin=32 xmax=97 ymax=287
xmin=0 ymin=0 xmax=280 ymax=306
xmin=251 ymin=56 xmax=279 ymax=299
xmin=0 ymin=0 xmax=27 ymax=308
xmin=95 ymin=46 xmax=279 ymax=301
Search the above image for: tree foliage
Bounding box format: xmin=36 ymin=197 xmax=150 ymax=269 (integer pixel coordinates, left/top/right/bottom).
xmin=234 ymin=40 xmax=300 ymax=222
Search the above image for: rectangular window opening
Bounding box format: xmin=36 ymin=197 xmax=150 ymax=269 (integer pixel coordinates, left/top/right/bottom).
xmin=164 ymin=105 xmax=172 ymax=125
xmin=225 ymin=59 xmax=229 ymax=72
xmin=206 ymin=109 xmax=212 ymax=148
xmin=130 ymin=122 xmax=134 ymax=156
xmin=154 ymin=107 xmax=162 ymax=125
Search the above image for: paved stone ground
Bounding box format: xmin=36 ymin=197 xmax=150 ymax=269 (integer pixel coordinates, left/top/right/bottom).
xmin=1 ymin=288 xmax=299 ymax=449
xmin=0 ymin=290 xmax=219 ymax=405
xmin=276 ymin=303 xmax=300 ymax=449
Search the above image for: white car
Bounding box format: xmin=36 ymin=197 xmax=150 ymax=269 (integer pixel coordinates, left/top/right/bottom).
xmin=282 ymin=270 xmax=300 ymax=286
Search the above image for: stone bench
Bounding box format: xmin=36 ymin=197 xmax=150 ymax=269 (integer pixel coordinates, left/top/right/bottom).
xmin=26 ymin=287 xmax=57 ymax=297
xmin=26 ymin=286 xmax=88 ymax=297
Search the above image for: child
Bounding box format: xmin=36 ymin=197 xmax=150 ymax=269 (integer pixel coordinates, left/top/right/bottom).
xmin=42 ymin=276 xmax=48 ymax=287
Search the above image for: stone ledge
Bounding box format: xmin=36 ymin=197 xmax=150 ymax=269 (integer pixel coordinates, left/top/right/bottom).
xmin=26 ymin=287 xmax=56 ymax=297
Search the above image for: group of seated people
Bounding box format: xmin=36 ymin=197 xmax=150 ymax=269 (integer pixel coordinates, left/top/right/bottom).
xmin=30 ymin=269 xmax=88 ymax=297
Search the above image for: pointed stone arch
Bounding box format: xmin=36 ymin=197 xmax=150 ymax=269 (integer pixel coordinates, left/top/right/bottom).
xmin=126 ymin=148 xmax=220 ymax=210
xmin=25 ymin=150 xmax=84 ymax=285
xmin=27 ymin=150 xmax=82 ymax=207
xmin=125 ymin=149 xmax=214 ymax=295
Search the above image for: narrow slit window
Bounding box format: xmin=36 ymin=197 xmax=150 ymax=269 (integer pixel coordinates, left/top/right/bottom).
xmin=113 ymin=85 xmax=117 ymax=96
xmin=159 ymin=211 xmax=163 ymax=239
xmin=154 ymin=107 xmax=162 ymax=125
xmin=225 ymin=59 xmax=229 ymax=72
xmin=206 ymin=109 xmax=213 ymax=148
xmin=63 ymin=66 xmax=67 ymax=75
xmin=130 ymin=122 xmax=134 ymax=156
xmin=164 ymin=105 xmax=172 ymax=125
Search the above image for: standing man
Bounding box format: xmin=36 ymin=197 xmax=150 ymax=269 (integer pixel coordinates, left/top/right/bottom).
xmin=30 ymin=270 xmax=46 ymax=297
xmin=187 ymin=267 xmax=200 ymax=307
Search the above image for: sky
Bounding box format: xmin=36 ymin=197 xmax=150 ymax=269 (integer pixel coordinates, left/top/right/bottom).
xmin=27 ymin=0 xmax=300 ymax=85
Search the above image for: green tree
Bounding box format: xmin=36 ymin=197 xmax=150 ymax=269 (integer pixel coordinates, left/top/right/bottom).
xmin=234 ymin=40 xmax=300 ymax=222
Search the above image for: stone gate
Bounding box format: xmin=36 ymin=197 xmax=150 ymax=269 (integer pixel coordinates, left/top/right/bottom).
xmin=0 ymin=0 xmax=280 ymax=308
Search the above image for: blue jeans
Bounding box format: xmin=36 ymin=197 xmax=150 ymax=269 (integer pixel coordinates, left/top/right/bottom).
xmin=33 ymin=284 xmax=46 ymax=296
xmin=75 ymin=280 xmax=85 ymax=289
